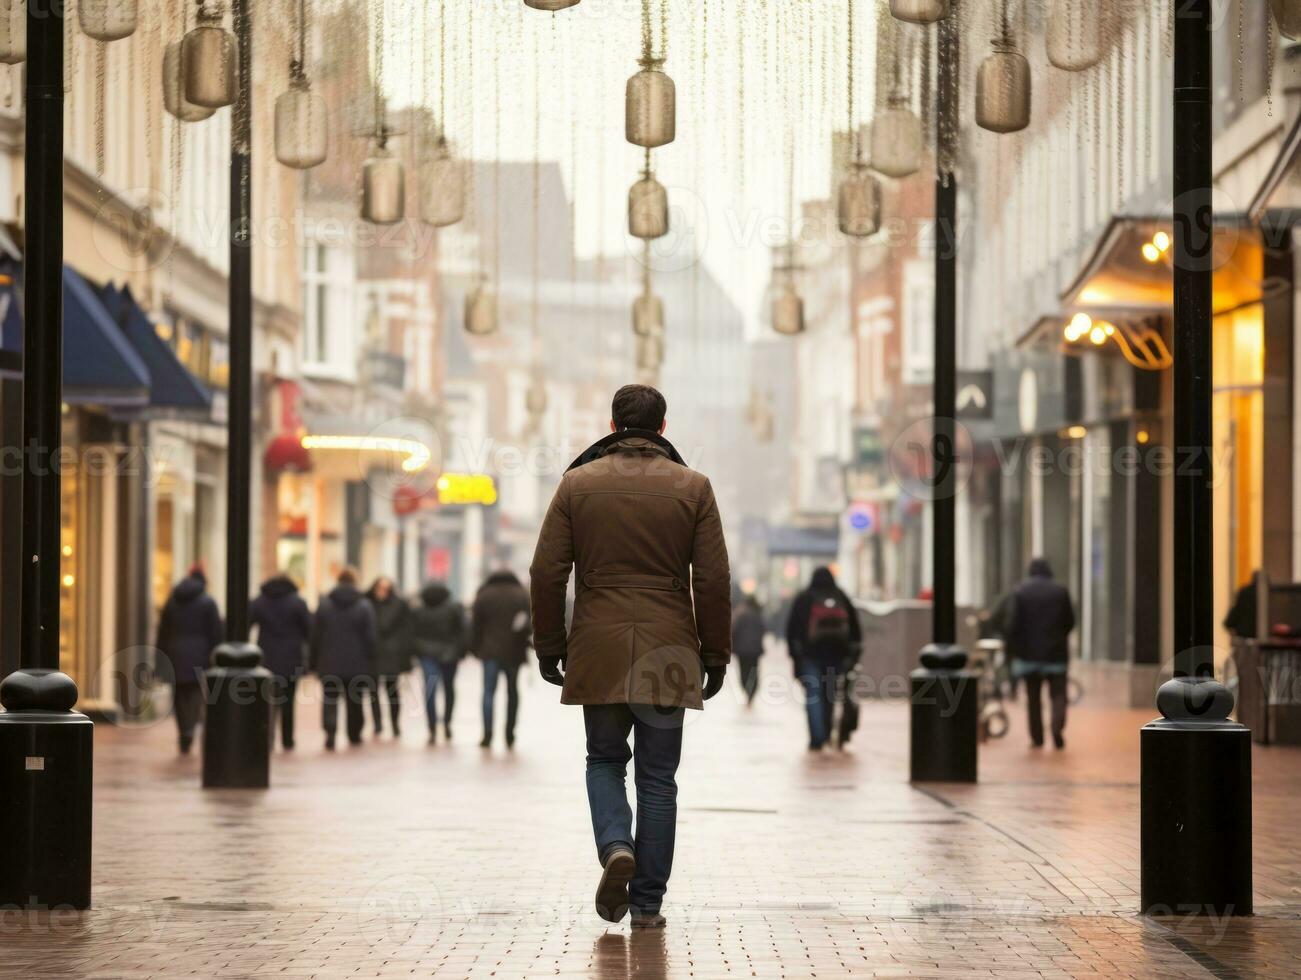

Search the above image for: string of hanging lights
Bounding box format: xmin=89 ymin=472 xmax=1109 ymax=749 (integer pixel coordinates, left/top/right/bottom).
xmin=360 ymin=0 xmax=404 ymax=224
xmin=182 ymin=0 xmax=238 ymax=110
xmin=422 ymin=0 xmax=466 ymax=228
xmin=836 ymin=0 xmax=882 ymax=239
xmin=80 ymin=0 xmax=137 ymax=43
xmin=164 ymin=2 xmax=215 ymax=124
xmin=274 ymin=0 xmax=327 ymax=169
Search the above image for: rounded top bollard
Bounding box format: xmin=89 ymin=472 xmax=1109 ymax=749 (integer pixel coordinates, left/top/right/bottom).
xmin=919 ymin=643 xmax=968 ymax=672
xmin=1155 ymin=675 xmax=1234 ymax=723
xmin=0 ymin=667 xmax=80 ymax=712
xmin=211 ymin=642 xmax=265 ymax=670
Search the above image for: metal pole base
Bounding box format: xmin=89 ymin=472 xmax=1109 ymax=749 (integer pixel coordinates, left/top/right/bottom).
xmin=201 ymin=643 xmax=273 ymax=790
xmin=1141 ymin=676 xmax=1252 ymax=916
xmin=0 ymin=669 xmax=93 ymax=910
xmin=909 ymin=643 xmax=978 ymax=783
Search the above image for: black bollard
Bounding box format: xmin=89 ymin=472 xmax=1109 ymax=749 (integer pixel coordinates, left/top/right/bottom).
xmin=1141 ymin=676 xmax=1252 ymax=916
xmin=201 ymin=643 xmax=272 ymax=790
xmin=910 ymin=643 xmax=978 ymax=783
xmin=0 ymin=669 xmax=93 ymax=909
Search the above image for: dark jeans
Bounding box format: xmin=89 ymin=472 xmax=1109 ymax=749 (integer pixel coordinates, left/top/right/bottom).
xmin=583 ymin=703 xmax=685 ymax=916
xmin=370 ymin=674 xmax=402 ymax=732
xmin=419 ymin=658 xmax=459 ymax=732
xmin=482 ymin=661 xmax=520 ymax=741
xmin=321 ymin=675 xmax=369 ymax=744
xmin=272 ymin=675 xmax=298 ymax=748
xmin=1024 ymin=671 xmax=1068 ymax=745
xmin=173 ymin=682 xmax=204 ymax=741
xmin=734 ymin=655 xmax=760 ymax=704
xmin=798 ymin=659 xmax=843 ymax=748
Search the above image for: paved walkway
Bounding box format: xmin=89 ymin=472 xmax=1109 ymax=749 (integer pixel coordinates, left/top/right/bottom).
xmin=3 ymin=659 xmax=1299 ymax=978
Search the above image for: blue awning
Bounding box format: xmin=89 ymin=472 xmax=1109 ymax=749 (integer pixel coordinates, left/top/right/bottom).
xmin=0 ymin=262 xmax=150 ymax=407
xmin=98 ymin=283 xmax=212 ymax=418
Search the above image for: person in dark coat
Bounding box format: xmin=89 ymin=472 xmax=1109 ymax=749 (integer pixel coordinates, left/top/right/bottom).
xmin=1223 ymin=571 xmax=1260 ymax=640
xmin=249 ymin=572 xmax=313 ymax=750
xmin=367 ymin=576 xmax=412 ymax=738
xmin=731 ymin=594 xmax=766 ymax=706
xmin=786 ymin=567 xmax=861 ymax=751
xmin=310 ymin=568 xmax=377 ymax=750
xmin=1003 ymin=558 xmax=1076 ymax=749
xmin=410 ymin=581 xmax=466 ymax=744
xmin=155 ymin=566 xmax=224 ymax=755
xmin=470 ymin=569 xmax=532 ymax=748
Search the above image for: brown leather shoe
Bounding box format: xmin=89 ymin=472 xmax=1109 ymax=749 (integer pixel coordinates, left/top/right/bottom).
xmin=595 ymin=848 xmax=635 ymax=922
xmin=630 ymin=912 xmax=666 ymax=929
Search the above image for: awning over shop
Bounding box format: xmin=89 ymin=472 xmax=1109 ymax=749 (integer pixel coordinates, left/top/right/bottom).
xmin=98 ymin=284 xmax=212 ymax=418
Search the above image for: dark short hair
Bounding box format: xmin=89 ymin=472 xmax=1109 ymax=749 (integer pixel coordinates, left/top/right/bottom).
xmin=611 ymin=384 xmax=666 ymax=431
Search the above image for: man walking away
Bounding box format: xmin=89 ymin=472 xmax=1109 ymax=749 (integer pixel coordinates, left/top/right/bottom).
xmin=410 ymin=580 xmax=466 ymax=744
xmin=156 ymin=565 xmax=224 ymax=755
xmin=786 ymin=567 xmax=861 ymax=751
xmin=367 ymin=576 xmax=413 ymax=738
xmin=530 ymin=384 xmax=731 ymax=929
xmin=310 ymin=568 xmax=377 ymax=750
xmin=1004 ymin=558 xmax=1075 ymax=749
xmin=731 ymin=594 xmax=766 ymax=706
xmin=249 ymin=572 xmax=312 ymax=750
xmin=470 ymin=570 xmax=532 ymax=749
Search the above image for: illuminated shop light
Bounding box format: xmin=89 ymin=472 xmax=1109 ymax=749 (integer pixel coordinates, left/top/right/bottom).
xmin=300 ymin=434 xmax=432 ymax=473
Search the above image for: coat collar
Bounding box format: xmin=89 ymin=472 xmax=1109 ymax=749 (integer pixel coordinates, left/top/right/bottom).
xmin=566 ymin=429 xmax=686 ymax=471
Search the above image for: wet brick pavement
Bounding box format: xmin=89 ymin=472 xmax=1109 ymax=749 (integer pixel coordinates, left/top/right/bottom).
xmin=1 ymin=659 xmax=1298 ymax=978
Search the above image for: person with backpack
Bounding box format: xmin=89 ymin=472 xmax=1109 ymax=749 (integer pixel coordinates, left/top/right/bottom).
xmin=786 ymin=566 xmax=861 ymax=751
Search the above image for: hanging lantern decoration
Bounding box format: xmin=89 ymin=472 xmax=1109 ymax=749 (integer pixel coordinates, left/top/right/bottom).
xmin=632 ymin=290 xmax=664 ymax=338
xmin=464 ymin=283 xmax=498 ymax=336
xmin=362 ymin=141 xmax=405 ymax=224
xmin=163 ymin=41 xmax=216 ymax=122
xmin=628 ymin=168 xmax=669 ymax=240
xmin=636 ymin=330 xmax=664 ymax=372
xmin=275 ymin=65 xmax=328 ymax=168
xmin=772 ymin=286 xmax=805 ymax=336
xmin=889 ymin=0 xmax=950 ymax=24
xmin=421 ymin=137 xmax=466 ymax=228
xmin=627 ymin=60 xmax=676 ymax=148
xmin=524 ymin=0 xmax=581 ymax=9
xmin=1 ymin=0 xmax=26 ymax=65
xmin=526 ymin=377 xmax=548 ymax=417
xmin=1045 ymin=1 xmax=1103 ymax=71
xmin=976 ymin=32 xmax=1032 ymax=134
xmin=871 ymin=96 xmax=923 ymax=178
xmin=838 ymin=162 xmax=882 ymax=238
xmin=79 ymin=0 xmax=138 ymax=42
xmin=1271 ymin=1 xmax=1301 ymax=40
xmin=183 ymin=2 xmax=238 ymax=110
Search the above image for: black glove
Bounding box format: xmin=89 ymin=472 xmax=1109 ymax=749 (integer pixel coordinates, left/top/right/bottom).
xmin=538 ymin=655 xmax=565 ymax=687
xmin=702 ymin=664 xmax=726 ymax=701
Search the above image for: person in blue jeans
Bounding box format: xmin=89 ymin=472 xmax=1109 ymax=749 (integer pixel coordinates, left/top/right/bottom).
xmin=786 ymin=567 xmax=862 ymax=751
xmin=469 ymin=570 xmax=531 ymax=748
xmin=409 ymin=581 xmax=466 ymax=744
xmin=529 ymin=385 xmax=732 ymax=929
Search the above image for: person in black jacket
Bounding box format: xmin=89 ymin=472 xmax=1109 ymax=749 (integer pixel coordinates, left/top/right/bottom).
xmin=786 ymin=567 xmax=861 ymax=751
xmin=410 ymin=581 xmax=466 ymax=744
xmin=367 ymin=576 xmax=412 ymax=738
xmin=731 ymin=594 xmax=766 ymax=706
xmin=471 ymin=569 xmax=532 ymax=749
xmin=310 ymin=568 xmax=377 ymax=750
xmin=1004 ymin=558 xmax=1076 ymax=749
xmin=250 ymin=573 xmax=313 ymax=750
xmin=155 ymin=566 xmax=224 ymax=755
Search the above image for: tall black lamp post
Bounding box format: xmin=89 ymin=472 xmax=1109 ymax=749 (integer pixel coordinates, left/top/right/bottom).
xmin=0 ymin=1 xmax=94 ymax=909
xmin=909 ymin=12 xmax=978 ymax=784
xmin=1139 ymin=0 xmax=1251 ymax=916
xmin=202 ymin=0 xmax=273 ymax=790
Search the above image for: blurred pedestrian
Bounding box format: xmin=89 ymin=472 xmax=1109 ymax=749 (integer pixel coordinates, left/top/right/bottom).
xmin=309 ymin=568 xmax=377 ymax=750
xmin=786 ymin=566 xmax=861 ymax=751
xmin=155 ymin=564 xmax=224 ymax=755
xmin=530 ymin=383 xmax=731 ymax=928
xmin=367 ymin=576 xmax=412 ymax=738
xmin=470 ymin=569 xmax=532 ymax=749
xmin=731 ymin=594 xmax=766 ymax=705
xmin=410 ymin=580 xmax=466 ymax=744
xmin=1004 ymin=558 xmax=1076 ymax=750
xmin=1223 ymin=570 xmax=1261 ymax=640
xmin=249 ymin=571 xmax=312 ymax=750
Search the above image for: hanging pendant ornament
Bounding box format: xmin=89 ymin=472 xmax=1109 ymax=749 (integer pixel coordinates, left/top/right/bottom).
xmin=524 ymin=0 xmax=580 ymax=9
xmin=628 ymin=162 xmax=669 ymax=240
xmin=976 ymin=28 xmax=1032 ymax=134
xmin=182 ymin=1 xmax=238 ymax=109
xmin=275 ymin=63 xmax=328 ymax=168
xmin=838 ymin=162 xmax=882 ymax=238
xmin=871 ymin=94 xmax=923 ymax=178
xmin=889 ymin=0 xmax=950 ymax=24
xmin=632 ymin=289 xmax=664 ymax=337
xmin=627 ymin=0 xmax=674 ymax=148
xmin=464 ymin=281 xmax=499 ymax=336
xmin=422 ymin=137 xmax=466 ymax=227
xmin=1 ymin=0 xmax=26 ymax=65
xmin=772 ymin=286 xmax=805 ymax=336
xmin=362 ymin=136 xmax=405 ymax=224
xmin=1045 ymin=0 xmax=1103 ymax=71
xmin=79 ymin=0 xmax=138 ymax=42
xmin=1270 ymin=0 xmax=1301 ymax=40
xmin=636 ymin=329 xmax=665 ymax=371
xmin=164 ymin=40 xmax=216 ymax=122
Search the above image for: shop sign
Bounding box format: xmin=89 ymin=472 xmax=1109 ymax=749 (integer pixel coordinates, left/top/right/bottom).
xmin=853 ymin=426 xmax=884 ymax=467
xmin=436 ymin=473 xmax=498 ymax=506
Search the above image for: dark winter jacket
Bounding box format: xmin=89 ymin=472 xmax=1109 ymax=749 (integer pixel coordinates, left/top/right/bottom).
xmin=732 ymin=601 xmax=766 ymax=659
xmin=786 ymin=567 xmax=862 ymax=666
xmin=471 ymin=571 xmax=533 ymax=669
xmin=310 ymin=584 xmax=377 ymax=678
xmin=1004 ymin=559 xmax=1076 ymax=667
xmin=1223 ymin=574 xmax=1259 ymax=640
xmin=368 ymin=590 xmax=413 ymax=676
xmin=156 ymin=573 xmax=224 ymax=686
xmin=249 ymin=575 xmax=313 ymax=679
xmin=410 ymin=583 xmax=466 ymax=665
